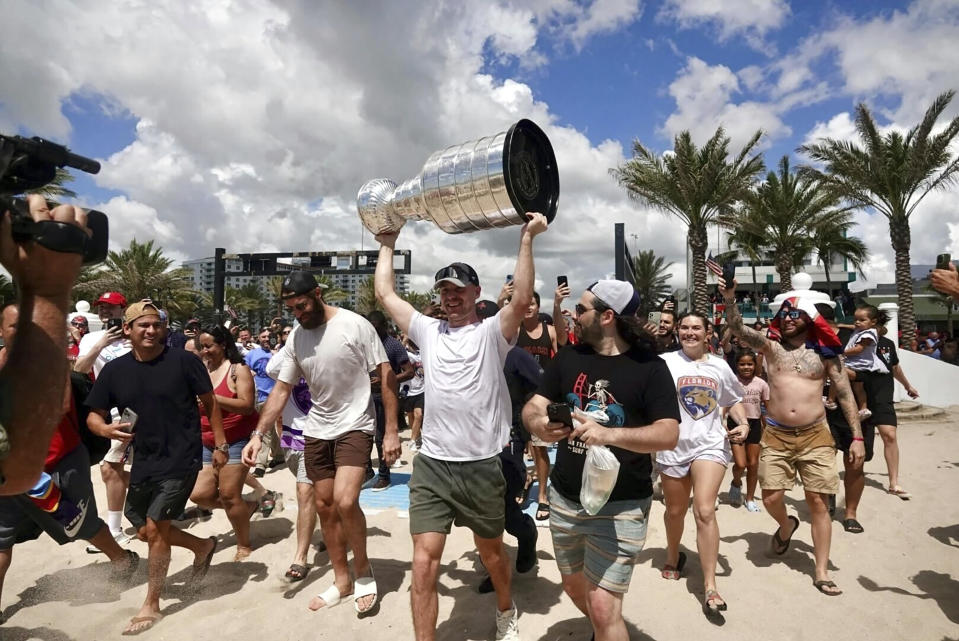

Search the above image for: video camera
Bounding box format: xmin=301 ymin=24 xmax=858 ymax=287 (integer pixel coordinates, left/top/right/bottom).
xmin=0 ymin=134 xmax=108 ymax=264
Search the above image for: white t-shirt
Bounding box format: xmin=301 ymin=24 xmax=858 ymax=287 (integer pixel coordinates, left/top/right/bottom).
xmin=276 ymin=308 xmax=388 ymax=440
xmin=407 ymin=310 xmax=515 ymax=462
xmin=403 ymin=349 xmax=425 ymax=397
xmin=656 ymin=351 xmax=744 ymax=467
xmin=77 ymin=330 xmax=132 ymax=377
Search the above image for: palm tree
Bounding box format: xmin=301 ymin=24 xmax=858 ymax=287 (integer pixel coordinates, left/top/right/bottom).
xmin=402 ymin=290 xmax=434 ymax=312
xmin=722 ymin=156 xmax=851 ymax=291
xmin=316 ymin=274 xmax=348 ymax=305
xmin=612 ymin=127 xmax=765 ymax=313
xmin=630 ymin=249 xmax=674 ymax=316
xmin=355 ymin=275 xmax=381 ymax=315
xmin=799 ymin=90 xmax=959 ymax=341
xmin=725 ymin=223 xmax=767 ymax=312
xmin=810 ymin=213 xmax=869 ymax=296
xmin=73 ymin=238 xmax=201 ymax=319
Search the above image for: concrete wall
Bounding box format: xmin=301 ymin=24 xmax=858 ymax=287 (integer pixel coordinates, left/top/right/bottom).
xmin=893 ymin=349 xmax=957 ymax=409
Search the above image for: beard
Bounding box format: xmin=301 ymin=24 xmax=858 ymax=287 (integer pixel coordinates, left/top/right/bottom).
xmin=298 ymin=295 xmax=326 ymax=329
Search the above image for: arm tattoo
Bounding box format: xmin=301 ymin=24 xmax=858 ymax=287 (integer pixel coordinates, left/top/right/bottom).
xmin=723 ymin=299 xmax=770 ymax=352
xmin=825 ymin=358 xmax=862 ymax=438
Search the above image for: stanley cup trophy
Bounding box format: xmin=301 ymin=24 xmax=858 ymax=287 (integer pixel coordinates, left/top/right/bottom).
xmin=357 ymin=119 xmax=559 ymax=234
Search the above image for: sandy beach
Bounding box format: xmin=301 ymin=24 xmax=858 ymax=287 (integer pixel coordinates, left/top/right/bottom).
xmin=1 ymin=412 xmax=957 ymax=641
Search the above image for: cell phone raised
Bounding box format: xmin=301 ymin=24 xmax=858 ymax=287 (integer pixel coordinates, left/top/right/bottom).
xmin=722 ymin=261 xmax=736 ymax=287
xmin=506 ymin=274 xmax=513 ymax=283
xmin=547 ymin=402 xmax=573 ymax=427
xmin=557 ymin=275 xmax=568 ymax=288
xmin=119 ymin=408 xmax=139 ymax=434
xmin=648 ymin=311 xmax=662 ymax=324
xmin=936 ymin=253 xmax=951 ymax=270
xmin=106 ymin=317 xmax=123 ymax=331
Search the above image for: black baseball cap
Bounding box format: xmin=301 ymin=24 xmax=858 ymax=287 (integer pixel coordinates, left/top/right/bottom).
xmin=281 ymin=271 xmax=320 ymax=299
xmin=434 ymin=262 xmax=479 ymax=288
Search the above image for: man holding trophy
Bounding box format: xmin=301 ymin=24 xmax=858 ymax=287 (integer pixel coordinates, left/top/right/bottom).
xmin=363 ymin=120 xmax=558 ymax=641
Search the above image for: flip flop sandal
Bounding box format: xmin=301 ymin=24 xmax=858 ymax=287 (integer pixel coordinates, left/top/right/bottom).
xmin=769 ymin=515 xmax=800 ymax=556
xmin=353 ymin=568 xmax=378 ymax=614
xmin=515 ymin=476 xmax=533 ymax=506
xmin=842 ymin=518 xmax=864 ymax=534
xmin=260 ymin=491 xmax=277 ymax=517
xmin=661 ymin=551 xmax=686 ymax=580
xmin=121 ymin=614 xmax=162 ymax=636
xmin=311 ymin=583 xmax=349 ymax=610
xmin=285 ymin=563 xmax=310 ymax=583
xmin=703 ymin=589 xmax=728 ymax=617
xmin=887 ymin=487 xmax=912 ymax=500
xmin=189 ymin=537 xmax=217 ymax=586
xmin=535 ymin=503 xmax=551 ymax=521
xmin=813 ymin=579 xmax=842 ymax=596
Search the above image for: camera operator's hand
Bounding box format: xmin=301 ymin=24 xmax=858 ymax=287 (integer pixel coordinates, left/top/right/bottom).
xmin=0 ymin=195 xmax=88 ymax=302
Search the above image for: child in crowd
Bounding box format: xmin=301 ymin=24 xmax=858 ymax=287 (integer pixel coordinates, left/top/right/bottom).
xmin=833 ymin=305 xmax=889 ymax=419
xmin=726 ymin=350 xmax=769 ymax=512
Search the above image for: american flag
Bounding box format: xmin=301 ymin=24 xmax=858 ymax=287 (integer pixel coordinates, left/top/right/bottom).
xmin=705 ymin=252 xmax=723 ymax=277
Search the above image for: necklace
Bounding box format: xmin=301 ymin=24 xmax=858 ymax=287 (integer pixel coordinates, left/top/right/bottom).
xmin=786 ymin=346 xmax=803 ymax=373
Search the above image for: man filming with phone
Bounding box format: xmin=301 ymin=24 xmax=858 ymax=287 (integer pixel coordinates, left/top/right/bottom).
xmin=75 ymin=291 xmax=134 ymax=548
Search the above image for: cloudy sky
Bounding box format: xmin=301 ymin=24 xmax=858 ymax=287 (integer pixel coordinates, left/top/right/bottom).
xmin=2 ymin=0 xmax=958 ymax=304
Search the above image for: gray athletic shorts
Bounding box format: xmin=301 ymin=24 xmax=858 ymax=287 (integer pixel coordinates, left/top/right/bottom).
xmin=283 ymin=448 xmax=310 ymax=485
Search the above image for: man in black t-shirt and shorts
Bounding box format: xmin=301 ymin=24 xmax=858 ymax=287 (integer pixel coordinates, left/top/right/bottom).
xmin=523 ymin=280 xmax=680 ymax=641
xmin=87 ymin=300 xmax=228 ymax=635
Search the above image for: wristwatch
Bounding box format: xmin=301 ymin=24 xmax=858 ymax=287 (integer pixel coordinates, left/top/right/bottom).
xmin=214 ymin=443 xmax=230 ymax=453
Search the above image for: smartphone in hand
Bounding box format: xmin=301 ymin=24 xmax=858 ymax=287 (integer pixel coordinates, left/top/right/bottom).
xmin=936 ymin=253 xmax=951 ymax=270
xmin=547 ymin=403 xmax=573 ymax=427
xmin=106 ymin=318 xmax=123 ymax=331
xmin=557 ymin=275 xmax=568 ymax=288
xmin=722 ymin=262 xmax=736 ymax=287
xmin=119 ymin=408 xmax=139 ymax=434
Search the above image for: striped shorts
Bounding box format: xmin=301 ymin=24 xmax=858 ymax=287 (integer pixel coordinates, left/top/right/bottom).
xmin=548 ymin=486 xmax=652 ymax=593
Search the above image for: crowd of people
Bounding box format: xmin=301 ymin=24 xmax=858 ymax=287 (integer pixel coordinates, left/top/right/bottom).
xmin=1 ymin=198 xmax=956 ymax=639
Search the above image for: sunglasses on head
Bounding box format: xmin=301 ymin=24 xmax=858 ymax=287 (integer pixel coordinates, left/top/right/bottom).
xmin=776 ymin=309 xmax=802 ymax=320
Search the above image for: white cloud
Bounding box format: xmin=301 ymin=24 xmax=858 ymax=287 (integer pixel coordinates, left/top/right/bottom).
xmin=658 ymin=0 xmax=790 ymax=53
xmin=0 ymin=0 xmax=672 ymax=310
xmin=661 ymin=57 xmax=790 ymax=148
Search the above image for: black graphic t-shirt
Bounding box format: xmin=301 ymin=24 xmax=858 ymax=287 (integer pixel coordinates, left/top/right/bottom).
xmin=538 ymin=344 xmax=680 ymax=502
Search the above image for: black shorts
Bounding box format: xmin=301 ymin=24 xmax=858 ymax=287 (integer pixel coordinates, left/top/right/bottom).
xmin=827 ymin=408 xmax=875 ymax=462
xmin=125 ymin=469 xmax=199 ymax=529
xmin=727 ymin=417 xmax=763 ymax=445
xmin=402 ymin=393 xmax=424 ymax=414
xmin=861 ymin=371 xmax=897 ymax=427
xmin=0 ymin=446 xmax=104 ymax=549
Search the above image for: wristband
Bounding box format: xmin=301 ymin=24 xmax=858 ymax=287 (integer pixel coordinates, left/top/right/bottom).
xmin=252 ymin=431 xmax=267 ymax=439
xmin=852 ymin=437 xmax=864 ymax=442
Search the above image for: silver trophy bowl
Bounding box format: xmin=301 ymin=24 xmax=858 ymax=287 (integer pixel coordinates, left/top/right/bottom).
xmin=357 ymin=119 xmax=559 ymax=234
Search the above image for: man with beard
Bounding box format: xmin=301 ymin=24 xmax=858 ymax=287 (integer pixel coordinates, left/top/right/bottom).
xmin=721 ymin=277 xmax=865 ymax=596
xmin=522 ymin=280 xmax=680 ymax=641
xmin=242 ymin=271 xmax=398 ymax=614
xmin=373 ymin=213 xmax=549 ymax=641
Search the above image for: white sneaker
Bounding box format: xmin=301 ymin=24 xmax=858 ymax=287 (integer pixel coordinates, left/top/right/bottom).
xmin=87 ymin=530 xmax=133 ymax=554
xmin=495 ymin=602 xmax=519 ymax=641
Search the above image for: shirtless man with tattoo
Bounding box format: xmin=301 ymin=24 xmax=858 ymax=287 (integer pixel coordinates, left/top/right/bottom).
xmin=720 ymin=278 xmax=864 ymax=596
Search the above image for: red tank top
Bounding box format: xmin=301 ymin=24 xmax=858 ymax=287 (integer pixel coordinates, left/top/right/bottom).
xmin=200 ymin=364 xmax=258 ymax=446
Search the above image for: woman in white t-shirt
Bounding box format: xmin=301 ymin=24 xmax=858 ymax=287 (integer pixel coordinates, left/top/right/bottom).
xmin=656 ymin=311 xmax=750 ymax=619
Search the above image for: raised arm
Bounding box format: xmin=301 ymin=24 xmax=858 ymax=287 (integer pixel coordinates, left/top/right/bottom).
xmin=553 ymin=282 xmax=570 ymax=347
xmin=374 ymin=232 xmax=416 ymax=333
xmin=499 ymin=213 xmax=548 ymax=342
xmin=719 ymin=277 xmax=773 ymax=355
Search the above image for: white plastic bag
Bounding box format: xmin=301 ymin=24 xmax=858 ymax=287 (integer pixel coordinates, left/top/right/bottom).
xmin=580 ymin=444 xmax=621 ymax=515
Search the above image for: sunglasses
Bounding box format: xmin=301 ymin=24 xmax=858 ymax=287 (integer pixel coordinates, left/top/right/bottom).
xmin=574 ymin=303 xmax=596 ymax=316
xmin=776 ymin=309 xmax=802 ymax=320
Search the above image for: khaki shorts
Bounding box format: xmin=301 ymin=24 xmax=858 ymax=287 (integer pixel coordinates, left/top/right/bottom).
xmin=758 ymin=420 xmax=839 ymax=494
xmin=303 ymin=431 xmax=373 ymax=482
xmin=409 ymin=453 xmax=505 ymax=539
